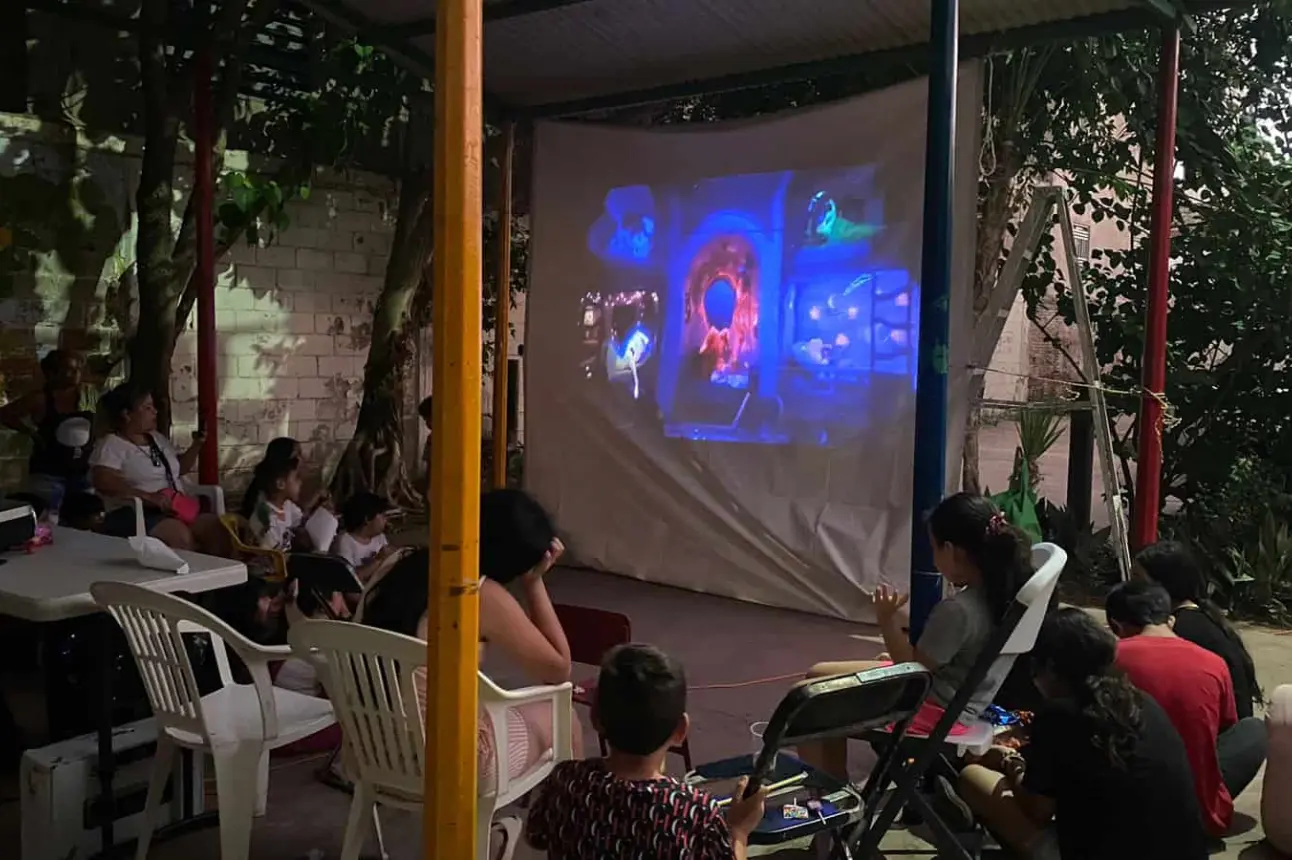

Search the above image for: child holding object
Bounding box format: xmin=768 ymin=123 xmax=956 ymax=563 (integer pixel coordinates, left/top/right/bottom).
xmin=954 ymin=608 xmax=1207 ymax=860
xmin=799 ymin=493 xmax=1034 ymax=780
xmin=331 ymin=491 xmax=396 ymax=584
xmin=527 ymin=643 xmax=768 ymax=860
xmin=248 ymin=456 xmax=331 ymax=553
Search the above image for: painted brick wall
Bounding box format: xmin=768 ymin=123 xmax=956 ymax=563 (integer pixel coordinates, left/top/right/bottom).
xmin=0 ymin=111 xmax=398 ymax=491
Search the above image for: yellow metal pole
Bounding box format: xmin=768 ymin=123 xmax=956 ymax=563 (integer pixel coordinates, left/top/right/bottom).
xmin=425 ymin=0 xmax=483 ymax=854
xmin=490 ymin=121 xmax=516 ymax=489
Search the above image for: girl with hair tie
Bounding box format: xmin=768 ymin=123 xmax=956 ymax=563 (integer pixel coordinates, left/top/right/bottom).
xmin=799 ymin=492 xmax=1035 ymax=780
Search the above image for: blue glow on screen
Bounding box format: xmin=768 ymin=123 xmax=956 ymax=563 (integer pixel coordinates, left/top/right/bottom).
xmin=579 ymin=167 xmax=918 ymax=446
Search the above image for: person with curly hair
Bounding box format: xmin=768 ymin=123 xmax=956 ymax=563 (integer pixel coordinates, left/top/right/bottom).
xmin=953 ymin=607 xmax=1208 ymax=859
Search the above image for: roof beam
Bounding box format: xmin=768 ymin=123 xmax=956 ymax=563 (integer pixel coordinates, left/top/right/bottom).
xmin=516 ymin=3 xmax=1230 ymax=118
xmin=364 ymin=0 xmax=594 ymax=41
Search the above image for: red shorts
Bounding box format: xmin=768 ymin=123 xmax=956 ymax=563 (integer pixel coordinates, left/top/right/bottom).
xmin=873 ymin=661 xmax=973 ymax=738
xmin=905 ymin=701 xmax=973 ymax=738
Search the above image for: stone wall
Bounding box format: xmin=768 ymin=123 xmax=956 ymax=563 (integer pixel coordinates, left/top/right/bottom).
xmin=0 ymin=111 xmax=398 ymax=491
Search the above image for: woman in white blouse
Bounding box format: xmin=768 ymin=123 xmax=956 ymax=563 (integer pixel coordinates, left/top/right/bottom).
xmin=89 ymin=383 xmax=225 ymax=553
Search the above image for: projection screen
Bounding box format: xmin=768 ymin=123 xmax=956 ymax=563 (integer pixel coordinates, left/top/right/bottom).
xmin=525 ymin=67 xmax=982 ymax=621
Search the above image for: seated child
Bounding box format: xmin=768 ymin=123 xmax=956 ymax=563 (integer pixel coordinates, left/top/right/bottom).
xmin=240 ymin=437 xmax=301 ymax=518
xmin=332 ymin=491 xmax=395 ymax=584
xmin=954 ymin=608 xmax=1207 ymax=860
xmin=800 ymin=493 xmax=1034 ymax=780
xmin=247 ymin=456 xmax=317 ymax=553
xmin=527 ymin=643 xmax=768 ymax=860
xmin=59 ymin=491 xmax=105 ymax=531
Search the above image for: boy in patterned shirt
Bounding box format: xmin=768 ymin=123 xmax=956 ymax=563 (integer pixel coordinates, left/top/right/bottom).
xmin=526 ymin=644 xmax=767 ymax=859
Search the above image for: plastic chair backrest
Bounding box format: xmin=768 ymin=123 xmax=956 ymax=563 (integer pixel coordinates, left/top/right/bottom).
xmin=91 ymin=581 xmax=277 ymax=744
xmin=1000 ymin=543 xmax=1067 ymax=657
xmin=552 ymin=604 xmax=632 ymax=667
xmin=931 ymin=542 xmax=1067 ymax=723
xmin=219 ymin=513 xmax=289 ymax=581
xmin=288 ymin=620 xmax=427 ymax=799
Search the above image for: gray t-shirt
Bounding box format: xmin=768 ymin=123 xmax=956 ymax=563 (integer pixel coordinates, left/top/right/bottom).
xmin=917 ymin=586 xmax=1010 ymax=720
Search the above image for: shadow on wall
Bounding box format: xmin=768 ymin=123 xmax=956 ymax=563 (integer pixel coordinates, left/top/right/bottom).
xmin=167 ymin=260 xmax=381 ymax=500
xmin=0 ymin=126 xmax=131 ymax=483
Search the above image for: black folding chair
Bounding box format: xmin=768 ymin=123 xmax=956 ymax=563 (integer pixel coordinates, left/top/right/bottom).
xmin=287 ymin=552 xmax=364 ymax=620
xmin=687 ymin=663 xmax=933 ymax=858
xmin=849 ymin=543 xmax=1067 ymax=859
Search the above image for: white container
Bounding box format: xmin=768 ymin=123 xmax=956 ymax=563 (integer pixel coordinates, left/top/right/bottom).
xmin=21 ymin=717 xmax=204 ymax=860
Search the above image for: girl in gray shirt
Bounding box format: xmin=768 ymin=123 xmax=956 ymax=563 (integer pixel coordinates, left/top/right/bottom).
xmin=801 ymin=493 xmax=1034 ymax=780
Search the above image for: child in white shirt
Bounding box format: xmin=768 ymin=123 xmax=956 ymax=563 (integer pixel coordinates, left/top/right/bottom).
xmin=332 ymin=491 xmax=394 ymax=584
xmin=247 ymin=456 xmax=311 ymax=552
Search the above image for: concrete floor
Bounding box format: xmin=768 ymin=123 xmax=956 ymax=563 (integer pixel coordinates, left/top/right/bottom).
xmin=5 ymin=564 xmax=1290 ymax=859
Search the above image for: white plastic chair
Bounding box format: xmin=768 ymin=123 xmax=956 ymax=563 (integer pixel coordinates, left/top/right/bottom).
xmin=287 ymin=620 xmax=574 ymax=860
xmin=91 ymin=581 xmax=336 ymax=860
xmin=132 ymin=483 xmax=226 ymax=537
xmin=936 ymin=541 xmax=1068 ymax=755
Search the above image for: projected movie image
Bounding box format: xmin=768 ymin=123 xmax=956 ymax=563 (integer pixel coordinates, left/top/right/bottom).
xmin=579 ymin=167 xmax=919 ymax=446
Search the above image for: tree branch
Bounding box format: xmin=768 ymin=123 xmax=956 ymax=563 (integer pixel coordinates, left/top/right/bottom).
xmin=1029 ymin=309 xmax=1086 ymax=381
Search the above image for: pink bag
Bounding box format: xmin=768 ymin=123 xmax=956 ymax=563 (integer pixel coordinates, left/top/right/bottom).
xmin=160 ymin=488 xmax=202 ymax=525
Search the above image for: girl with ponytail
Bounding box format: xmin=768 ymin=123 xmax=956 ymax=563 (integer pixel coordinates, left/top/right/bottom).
xmin=954 ymin=609 xmax=1208 ymax=860
xmin=1135 ymin=541 xmax=1261 ymax=717
xmin=801 ymin=493 xmax=1035 ymax=780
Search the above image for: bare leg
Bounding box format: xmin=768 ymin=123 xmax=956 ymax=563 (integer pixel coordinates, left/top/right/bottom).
xmin=150 ymin=517 xmax=195 ymax=551
xmin=190 ymin=513 xmax=231 ymax=556
xmin=957 ymin=764 xmax=1046 ymax=856
xmin=796 ymin=660 xmax=887 ymax=780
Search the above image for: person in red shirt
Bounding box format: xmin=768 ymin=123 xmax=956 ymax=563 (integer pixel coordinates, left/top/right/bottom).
xmin=1106 ymin=580 xmax=1267 ymax=837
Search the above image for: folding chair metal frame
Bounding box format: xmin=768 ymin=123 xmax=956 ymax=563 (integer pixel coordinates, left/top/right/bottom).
xmin=847 ymin=543 xmax=1067 ymax=859
xmin=687 ymin=662 xmax=934 ymax=857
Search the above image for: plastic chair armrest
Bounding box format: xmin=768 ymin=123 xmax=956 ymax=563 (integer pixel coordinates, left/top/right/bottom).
xmin=132 ymin=497 xmax=146 ymax=537
xmin=188 ymin=484 xmax=226 ymax=516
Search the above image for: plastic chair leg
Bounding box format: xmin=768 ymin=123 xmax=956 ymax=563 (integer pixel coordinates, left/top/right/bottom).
xmin=213 ymin=744 xmax=263 ymax=860
xmin=340 ymin=782 xmax=375 ymax=860
xmin=134 ymin=738 xmax=176 ymax=860
xmin=370 ymin=804 xmax=389 ymax=860
xmin=492 ymin=816 xmax=522 ymax=860
xmin=254 ymin=749 xmax=270 ymax=817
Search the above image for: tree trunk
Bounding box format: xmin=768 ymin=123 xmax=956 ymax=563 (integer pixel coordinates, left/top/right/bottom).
xmin=961 ymin=374 xmax=987 ymax=493
xmin=131 ymin=0 xmax=184 ymax=428
xmin=329 ymin=165 xmax=435 ymax=507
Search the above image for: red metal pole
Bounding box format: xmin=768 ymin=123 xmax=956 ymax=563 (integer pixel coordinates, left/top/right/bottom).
xmin=194 ymin=47 xmax=219 ymax=485
xmin=1131 ymin=27 xmax=1180 ymax=551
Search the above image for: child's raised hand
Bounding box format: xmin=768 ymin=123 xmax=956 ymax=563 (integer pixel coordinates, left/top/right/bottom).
xmin=871 ymin=583 xmax=909 ymax=625
xmin=724 ymin=777 xmax=769 ymax=842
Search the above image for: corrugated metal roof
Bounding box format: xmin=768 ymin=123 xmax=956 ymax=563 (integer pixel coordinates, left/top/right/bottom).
xmin=305 ymin=0 xmax=1179 ymax=112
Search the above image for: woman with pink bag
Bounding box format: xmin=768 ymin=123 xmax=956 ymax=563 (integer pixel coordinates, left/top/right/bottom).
xmin=89 ymin=382 xmax=226 ymax=554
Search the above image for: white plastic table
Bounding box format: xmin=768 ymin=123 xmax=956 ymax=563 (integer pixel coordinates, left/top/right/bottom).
xmin=0 ymin=526 xmax=247 ymax=622
xmin=0 ymin=527 xmax=247 ymax=857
